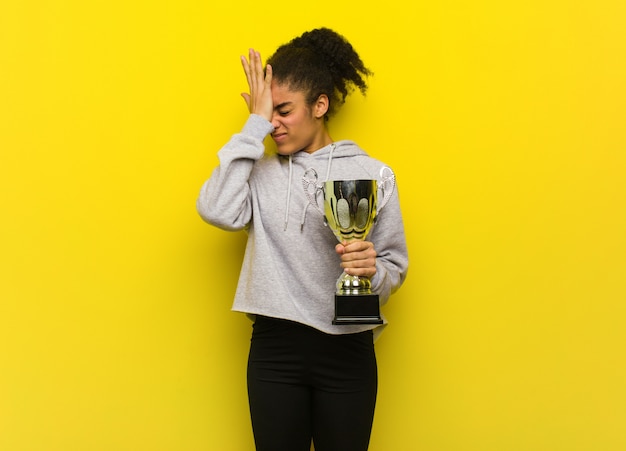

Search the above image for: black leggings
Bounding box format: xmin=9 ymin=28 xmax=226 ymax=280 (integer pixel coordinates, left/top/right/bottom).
xmin=247 ymin=316 xmax=378 ymax=451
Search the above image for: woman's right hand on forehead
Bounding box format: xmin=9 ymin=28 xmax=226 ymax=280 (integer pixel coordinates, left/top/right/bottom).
xmin=240 ymin=49 xmax=273 ymax=122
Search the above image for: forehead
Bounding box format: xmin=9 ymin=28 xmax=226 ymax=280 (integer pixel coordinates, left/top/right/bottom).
xmin=271 ymin=82 xmax=306 ymax=106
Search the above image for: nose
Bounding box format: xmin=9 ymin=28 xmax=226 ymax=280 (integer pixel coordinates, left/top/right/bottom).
xmin=270 ymin=112 xmax=282 ymax=130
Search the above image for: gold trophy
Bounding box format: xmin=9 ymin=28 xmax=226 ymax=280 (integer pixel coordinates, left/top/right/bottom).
xmin=303 ymin=167 xmax=395 ymax=325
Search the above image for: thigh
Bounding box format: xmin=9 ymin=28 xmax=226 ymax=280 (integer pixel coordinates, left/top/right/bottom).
xmin=247 ymin=317 xmax=313 ymax=451
xmin=311 ymin=331 xmax=378 ymax=451
xmin=247 ymin=374 xmax=312 ymax=451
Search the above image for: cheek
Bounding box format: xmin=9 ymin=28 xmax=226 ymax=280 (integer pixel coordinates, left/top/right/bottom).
xmin=284 ymin=114 xmax=302 ymax=127
xmin=287 ymin=112 xmax=314 ymax=131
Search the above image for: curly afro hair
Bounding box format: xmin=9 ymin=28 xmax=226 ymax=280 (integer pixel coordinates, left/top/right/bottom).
xmin=266 ymin=28 xmax=372 ymax=118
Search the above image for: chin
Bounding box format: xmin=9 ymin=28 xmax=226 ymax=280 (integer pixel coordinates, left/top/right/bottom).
xmin=276 ymin=147 xmax=298 ymax=156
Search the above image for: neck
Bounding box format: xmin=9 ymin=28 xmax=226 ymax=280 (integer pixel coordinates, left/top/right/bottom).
xmin=304 ymin=129 xmax=333 ymax=154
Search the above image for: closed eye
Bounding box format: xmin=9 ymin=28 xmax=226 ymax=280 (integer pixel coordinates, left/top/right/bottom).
xmin=274 ymin=101 xmax=293 ymax=116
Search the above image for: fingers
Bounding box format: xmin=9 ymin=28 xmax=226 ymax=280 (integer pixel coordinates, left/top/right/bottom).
xmin=337 ymin=241 xmax=377 ymax=277
xmin=240 ymin=54 xmax=252 ymax=91
xmin=249 ymin=49 xmax=261 ymax=96
xmin=264 ymin=62 xmax=273 ymax=89
xmin=240 ymin=48 xmax=273 ymax=120
xmin=339 ymin=240 xmax=376 ymax=255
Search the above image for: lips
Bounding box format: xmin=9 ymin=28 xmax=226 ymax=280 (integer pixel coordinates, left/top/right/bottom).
xmin=272 ymin=133 xmax=287 ymax=142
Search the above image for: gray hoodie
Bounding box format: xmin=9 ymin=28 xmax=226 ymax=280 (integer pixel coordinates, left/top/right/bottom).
xmin=197 ymin=114 xmax=409 ymax=337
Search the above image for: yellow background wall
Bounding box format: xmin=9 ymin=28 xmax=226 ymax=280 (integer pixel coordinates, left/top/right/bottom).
xmin=1 ymin=1 xmax=625 ymax=450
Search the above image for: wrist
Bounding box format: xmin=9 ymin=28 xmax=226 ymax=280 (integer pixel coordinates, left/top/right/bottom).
xmin=242 ymin=114 xmax=274 ymax=139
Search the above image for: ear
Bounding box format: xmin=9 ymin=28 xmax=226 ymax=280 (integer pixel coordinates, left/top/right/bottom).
xmin=313 ymin=94 xmax=329 ymax=119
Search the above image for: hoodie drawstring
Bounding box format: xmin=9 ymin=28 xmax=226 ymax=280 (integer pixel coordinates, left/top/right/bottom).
xmin=284 ymin=155 xmax=293 ymax=231
xmin=295 ymin=143 xmax=335 ymax=231
xmin=324 ymin=143 xmax=335 ymax=181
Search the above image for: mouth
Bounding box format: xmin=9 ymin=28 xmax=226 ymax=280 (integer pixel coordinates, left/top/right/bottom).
xmin=272 ymin=133 xmax=287 ymax=143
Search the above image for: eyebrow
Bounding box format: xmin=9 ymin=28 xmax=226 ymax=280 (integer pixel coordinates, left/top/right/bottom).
xmin=274 ymin=102 xmax=294 ymax=110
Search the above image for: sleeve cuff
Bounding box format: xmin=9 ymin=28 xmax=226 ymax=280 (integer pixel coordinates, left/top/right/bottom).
xmin=241 ymin=114 xmax=274 ymax=141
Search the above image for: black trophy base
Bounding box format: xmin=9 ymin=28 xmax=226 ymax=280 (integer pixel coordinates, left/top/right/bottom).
xmin=332 ymin=293 xmax=384 ymax=325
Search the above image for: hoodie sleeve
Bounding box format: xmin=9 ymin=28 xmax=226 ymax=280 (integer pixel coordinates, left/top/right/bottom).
xmin=369 ymin=182 xmax=409 ymax=305
xmin=196 ymin=114 xmax=274 ymax=231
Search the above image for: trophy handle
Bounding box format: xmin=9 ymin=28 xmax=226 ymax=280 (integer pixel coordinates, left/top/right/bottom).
xmin=377 ymin=166 xmax=396 ymax=211
xmin=302 ymin=168 xmax=325 ymax=216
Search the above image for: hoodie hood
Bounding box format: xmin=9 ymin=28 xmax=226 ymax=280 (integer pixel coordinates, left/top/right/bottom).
xmin=290 ymin=140 xmax=368 ymax=166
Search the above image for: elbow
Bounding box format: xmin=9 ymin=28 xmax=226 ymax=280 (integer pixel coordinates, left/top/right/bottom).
xmin=196 ymin=197 xmax=248 ymax=232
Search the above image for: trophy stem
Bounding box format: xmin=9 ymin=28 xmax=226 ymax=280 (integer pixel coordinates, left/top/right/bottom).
xmin=337 ymin=273 xmax=372 ymax=295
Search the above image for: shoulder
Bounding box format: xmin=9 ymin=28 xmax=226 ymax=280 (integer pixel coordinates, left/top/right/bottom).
xmin=250 ymin=152 xmax=286 ymax=179
xmin=336 ymin=141 xmax=393 ymax=173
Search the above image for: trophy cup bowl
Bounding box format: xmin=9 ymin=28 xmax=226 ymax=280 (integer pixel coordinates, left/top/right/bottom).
xmin=303 ymin=168 xmax=395 ymax=325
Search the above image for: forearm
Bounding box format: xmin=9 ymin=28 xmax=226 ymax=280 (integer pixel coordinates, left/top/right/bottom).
xmin=196 ymin=114 xmax=273 ymax=230
xmin=372 ymin=248 xmax=408 ymax=305
xmin=369 ymin=191 xmax=409 ymax=304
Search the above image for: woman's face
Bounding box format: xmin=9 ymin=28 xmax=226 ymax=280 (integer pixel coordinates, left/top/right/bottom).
xmin=269 ymin=82 xmax=329 ymax=155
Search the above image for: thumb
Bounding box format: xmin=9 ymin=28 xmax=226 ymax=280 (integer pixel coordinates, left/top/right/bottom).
xmin=241 ymin=93 xmax=251 ymax=110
